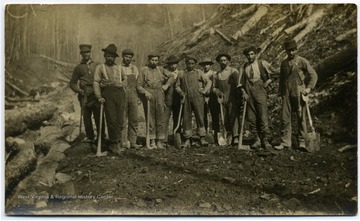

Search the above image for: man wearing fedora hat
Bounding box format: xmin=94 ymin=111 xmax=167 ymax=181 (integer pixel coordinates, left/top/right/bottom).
xmin=94 ymin=44 xmax=127 ymax=154
xmin=213 ymin=53 xmax=241 ymax=145
xmin=120 ymin=49 xmax=142 ymax=149
xmin=70 ymin=44 xmax=104 ymax=144
xmin=274 ymin=39 xmax=318 ymax=150
xmin=199 ymin=57 xmax=218 ymax=139
xmin=238 ymin=46 xmax=277 ymax=150
xmin=163 ymin=55 xmax=181 ymax=146
xmin=137 ymin=53 xmax=175 ymax=149
xmin=175 ymin=55 xmax=211 ymax=148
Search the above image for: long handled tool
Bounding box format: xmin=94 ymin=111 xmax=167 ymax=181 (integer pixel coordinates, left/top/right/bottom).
xmin=96 ymin=103 xmax=107 ymax=157
xmin=217 ymin=97 xmax=227 ymax=146
xmin=78 ymin=92 xmax=87 ymax=140
xmin=204 ymin=101 xmax=215 ymax=144
xmin=146 ymin=99 xmax=151 ymax=149
xmin=238 ymin=100 xmax=250 ymax=150
xmin=174 ymin=96 xmax=185 ymax=149
xmin=302 ymin=94 xmax=320 ymax=152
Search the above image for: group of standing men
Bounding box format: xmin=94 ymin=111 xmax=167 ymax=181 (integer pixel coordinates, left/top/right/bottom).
xmin=70 ymin=38 xmax=317 ymax=154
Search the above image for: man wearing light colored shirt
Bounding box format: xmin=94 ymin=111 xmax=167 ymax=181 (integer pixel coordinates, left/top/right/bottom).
xmin=238 ymin=46 xmax=277 ymax=150
xmin=93 ymin=44 xmax=127 ymax=154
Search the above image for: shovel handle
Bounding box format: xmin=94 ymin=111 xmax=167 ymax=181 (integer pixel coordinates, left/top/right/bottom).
xmin=96 ymin=104 xmax=104 ymax=155
xmin=238 ymin=100 xmax=247 ymax=149
xmin=146 ymin=99 xmax=151 ymax=148
xmin=305 ymin=99 xmax=315 ymax=133
xmin=219 ymin=101 xmax=226 ymax=139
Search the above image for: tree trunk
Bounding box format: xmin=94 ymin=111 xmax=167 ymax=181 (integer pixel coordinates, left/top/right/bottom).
xmin=5 ymin=102 xmax=57 ymax=137
xmin=231 ymin=5 xmax=257 ymax=19
xmin=231 ymin=5 xmax=269 ymax=41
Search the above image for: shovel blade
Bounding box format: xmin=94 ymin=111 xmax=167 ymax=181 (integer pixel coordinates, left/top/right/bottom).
xmin=174 ymin=133 xmax=182 ymax=149
xmin=217 ymin=132 xmax=227 ymax=146
xmin=305 ymin=132 xmax=321 ymax=152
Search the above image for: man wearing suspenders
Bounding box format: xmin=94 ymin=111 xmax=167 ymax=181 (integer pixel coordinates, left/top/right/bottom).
xmin=93 ymin=44 xmax=127 ymax=154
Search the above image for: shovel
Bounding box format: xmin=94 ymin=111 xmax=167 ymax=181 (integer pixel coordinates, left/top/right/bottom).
xmin=204 ymin=102 xmax=215 ymax=144
xmin=145 ymin=99 xmax=152 ymax=149
xmin=238 ymin=100 xmax=250 ymax=150
xmin=217 ymin=97 xmax=227 ymax=146
xmin=302 ymin=94 xmax=320 ymax=152
xmin=77 ymin=92 xmax=87 ymax=141
xmin=174 ymin=96 xmax=185 ymax=149
xmin=96 ymin=103 xmax=107 ymax=157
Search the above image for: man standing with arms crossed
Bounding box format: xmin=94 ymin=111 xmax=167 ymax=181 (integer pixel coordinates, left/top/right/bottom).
xmin=274 ymin=39 xmax=318 ymax=150
xmin=93 ymin=44 xmax=127 ymax=154
xmin=120 ymin=49 xmax=142 ymax=148
xmin=70 ymin=44 xmax=104 ymax=144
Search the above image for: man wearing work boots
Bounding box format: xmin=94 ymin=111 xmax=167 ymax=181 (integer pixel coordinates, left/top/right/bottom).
xmin=70 ymin=44 xmax=104 ymax=144
xmin=199 ymin=57 xmax=218 ymax=140
xmin=120 ymin=49 xmax=142 ymax=149
xmin=213 ymin=53 xmax=241 ymax=145
xmin=137 ymin=53 xmax=175 ymax=149
xmin=163 ymin=55 xmax=181 ymax=147
xmin=93 ymin=44 xmax=127 ymax=154
xmin=238 ymin=46 xmax=277 ymax=150
xmin=175 ymin=55 xmax=211 ymax=148
xmin=274 ymin=39 xmax=317 ymax=150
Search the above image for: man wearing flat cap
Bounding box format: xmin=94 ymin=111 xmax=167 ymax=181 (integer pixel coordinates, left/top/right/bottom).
xmin=163 ymin=55 xmax=181 ymax=146
xmin=120 ymin=49 xmax=142 ymax=149
xmin=274 ymin=39 xmax=318 ymax=150
xmin=137 ymin=53 xmax=175 ymax=149
xmin=70 ymin=44 xmax=104 ymax=144
xmin=199 ymin=57 xmax=218 ymax=141
xmin=238 ymin=46 xmax=278 ymax=150
xmin=94 ymin=44 xmax=127 ymax=154
xmin=176 ymin=55 xmax=211 ymax=148
xmin=213 ymin=53 xmax=241 ymax=145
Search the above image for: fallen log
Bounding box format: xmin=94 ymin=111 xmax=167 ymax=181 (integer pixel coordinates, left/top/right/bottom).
xmin=5 ymin=102 xmax=57 ymax=137
xmin=37 ymin=54 xmax=76 ymax=68
xmin=335 ymin=28 xmax=357 ymax=42
xmin=294 ymin=8 xmax=328 ymax=42
xmin=284 ymin=8 xmax=325 ymax=35
xmin=214 ymin=28 xmax=233 ymax=45
xmin=5 ymin=96 xmax=40 ymax=103
xmin=231 ymin=5 xmax=257 ymax=19
xmin=338 ymin=144 xmax=357 ymax=153
xmin=260 ymin=15 xmax=287 ymax=35
xmin=186 ymin=27 xmax=215 ymax=47
xmin=258 ymin=24 xmax=286 ymax=57
xmin=231 ymin=5 xmax=269 ymax=41
xmin=315 ymin=46 xmax=357 ymax=84
xmin=5 ymin=138 xmax=37 ymax=196
xmin=5 ymin=79 xmax=29 ymax=97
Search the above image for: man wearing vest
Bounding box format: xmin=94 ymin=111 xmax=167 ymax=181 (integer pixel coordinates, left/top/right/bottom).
xmin=163 ymin=55 xmax=181 ymax=147
xmin=137 ymin=53 xmax=174 ymax=149
xmin=93 ymin=44 xmax=127 ymax=154
xmin=175 ymin=55 xmax=211 ymax=148
xmin=70 ymin=44 xmax=104 ymax=144
xmin=120 ymin=49 xmax=142 ymax=149
xmin=274 ymin=39 xmax=318 ymax=150
xmin=238 ymin=46 xmax=276 ymax=150
xmin=213 ymin=53 xmax=241 ymax=145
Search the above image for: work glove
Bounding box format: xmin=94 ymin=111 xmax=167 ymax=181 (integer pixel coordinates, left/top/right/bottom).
xmin=98 ymin=97 xmax=106 ymax=104
xmin=301 ymin=87 xmax=311 ymax=96
xmin=213 ymin=88 xmax=223 ymax=98
xmin=144 ymin=91 xmax=153 ymax=101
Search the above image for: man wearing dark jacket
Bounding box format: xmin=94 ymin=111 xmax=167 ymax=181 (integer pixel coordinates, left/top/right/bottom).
xmin=70 ymin=44 xmax=103 ymax=143
xmin=274 ymin=39 xmax=318 ymax=150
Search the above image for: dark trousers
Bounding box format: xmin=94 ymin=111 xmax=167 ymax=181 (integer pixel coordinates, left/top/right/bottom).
xmin=246 ymin=80 xmax=270 ymax=140
xmin=79 ymin=93 xmax=105 ymax=140
xmin=102 ymin=86 xmax=126 ymax=143
xmin=164 ymin=104 xmax=180 ymax=143
xmin=125 ymin=89 xmax=139 ymax=145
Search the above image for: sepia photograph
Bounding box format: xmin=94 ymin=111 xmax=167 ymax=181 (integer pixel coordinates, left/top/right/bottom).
xmin=3 ymin=3 xmax=358 ymax=216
